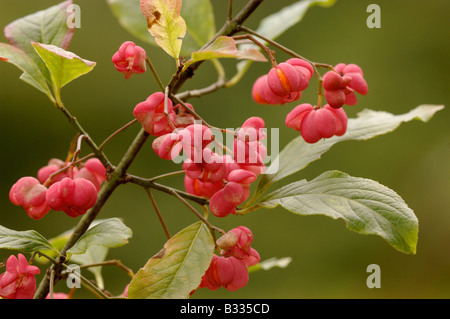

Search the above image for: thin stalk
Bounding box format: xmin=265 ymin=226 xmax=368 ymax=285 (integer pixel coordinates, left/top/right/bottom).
xmin=79 ymin=259 xmax=135 ymax=278
xmin=147 ymin=170 xmax=185 ymax=182
xmin=56 ymin=101 xmax=112 ymax=169
xmin=146 ymin=188 xmax=171 ymax=239
xmin=170 ymin=189 xmax=225 ymax=235
xmin=98 ymin=118 xmax=138 ymax=151
xmin=145 ymin=56 xmax=165 ymax=92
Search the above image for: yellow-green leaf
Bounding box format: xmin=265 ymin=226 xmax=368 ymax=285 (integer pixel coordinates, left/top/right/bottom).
xmin=32 ymin=42 xmax=96 ymax=91
xmin=127 ymin=221 xmax=214 ymax=299
xmin=140 ymin=0 xmax=186 ymax=60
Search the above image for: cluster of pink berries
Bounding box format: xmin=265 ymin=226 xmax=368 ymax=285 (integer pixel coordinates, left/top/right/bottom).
xmin=198 ymin=226 xmax=260 ymax=291
xmin=0 ymin=254 xmax=40 ymax=299
xmin=252 ymin=58 xmax=368 ymax=144
xmin=9 ymin=158 xmax=106 ymax=219
xmin=133 ymin=91 xmax=267 ymax=218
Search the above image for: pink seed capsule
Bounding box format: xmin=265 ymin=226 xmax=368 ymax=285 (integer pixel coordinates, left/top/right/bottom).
xmin=322 ymin=71 xmax=354 ymax=109
xmin=173 ymin=102 xmax=196 ymax=128
xmin=112 ymin=41 xmax=146 ymax=79
xmin=285 ymin=58 xmax=314 ymax=80
xmin=133 ymin=92 xmax=176 ymax=137
xmin=212 ymin=256 xmax=249 ymax=291
xmin=184 ymin=175 xmax=223 ymax=199
xmin=209 ymin=182 xmax=246 ymax=218
xmin=285 ymin=103 xmax=348 ymax=144
xmin=226 ymin=169 xmax=257 ymax=188
xmin=46 ymin=177 xmax=98 ymax=218
xmin=217 ymin=226 xmax=254 ymax=260
xmin=251 ymin=75 xmax=271 ymax=105
xmin=267 ymin=62 xmax=308 ymax=97
xmin=152 ymin=132 xmax=183 ymax=160
xmin=37 ymin=158 xmax=71 ymax=185
xmin=241 ymin=247 xmax=261 ymax=268
xmin=334 ymin=63 xmax=368 ymax=103
xmin=74 ymin=158 xmax=106 ymax=191
xmin=285 ymin=103 xmax=314 ymax=132
xmin=9 ymin=177 xmax=50 ymax=220
xmin=178 ymin=124 xmax=214 ymax=162
xmin=324 ymin=104 xmax=348 ymax=136
xmin=0 ymin=254 xmax=40 ymax=299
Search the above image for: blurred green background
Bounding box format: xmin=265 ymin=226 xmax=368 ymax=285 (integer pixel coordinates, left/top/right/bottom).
xmin=0 ymin=0 xmax=449 ymax=299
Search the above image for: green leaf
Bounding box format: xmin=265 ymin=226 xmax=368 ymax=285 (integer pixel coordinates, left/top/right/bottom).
xmin=107 ymin=0 xmax=215 ymax=56
xmin=184 ymin=36 xmax=266 ymax=69
xmin=258 ymin=170 xmax=419 ymax=254
xmin=140 ymin=0 xmax=186 ymax=60
xmin=107 ymin=0 xmax=154 ymax=45
xmin=0 ymin=225 xmax=58 ymax=255
xmin=4 ymin=0 xmax=75 ymax=83
xmin=67 ymin=218 xmax=132 ymax=255
xmin=256 ymin=104 xmax=445 ymax=196
xmin=35 ymin=231 xmax=71 ymax=265
xmin=252 ymin=0 xmax=337 ymax=43
xmin=0 ymin=43 xmax=52 ymax=97
xmin=127 ymin=221 xmax=215 ymax=299
xmin=70 ymin=245 xmax=109 ymax=290
xmin=180 ymin=0 xmax=215 ymax=54
xmin=248 ymin=257 xmax=293 ymax=274
xmin=31 ymin=42 xmax=96 ymax=92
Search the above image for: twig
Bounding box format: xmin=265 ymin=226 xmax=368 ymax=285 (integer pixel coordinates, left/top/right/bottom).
xmin=145 ymin=188 xmax=171 ymax=239
xmin=78 ymin=259 xmax=135 ymax=278
xmin=56 ymin=102 xmax=112 ymax=169
xmin=169 ymin=188 xmax=225 ymax=235
xmin=34 ymin=129 xmax=149 ymax=299
xmin=147 ymin=170 xmax=185 ymax=182
xmin=232 ymin=34 xmax=277 ymax=67
xmin=125 ymin=174 xmax=209 ymax=206
xmin=98 ymin=118 xmax=138 ymax=151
